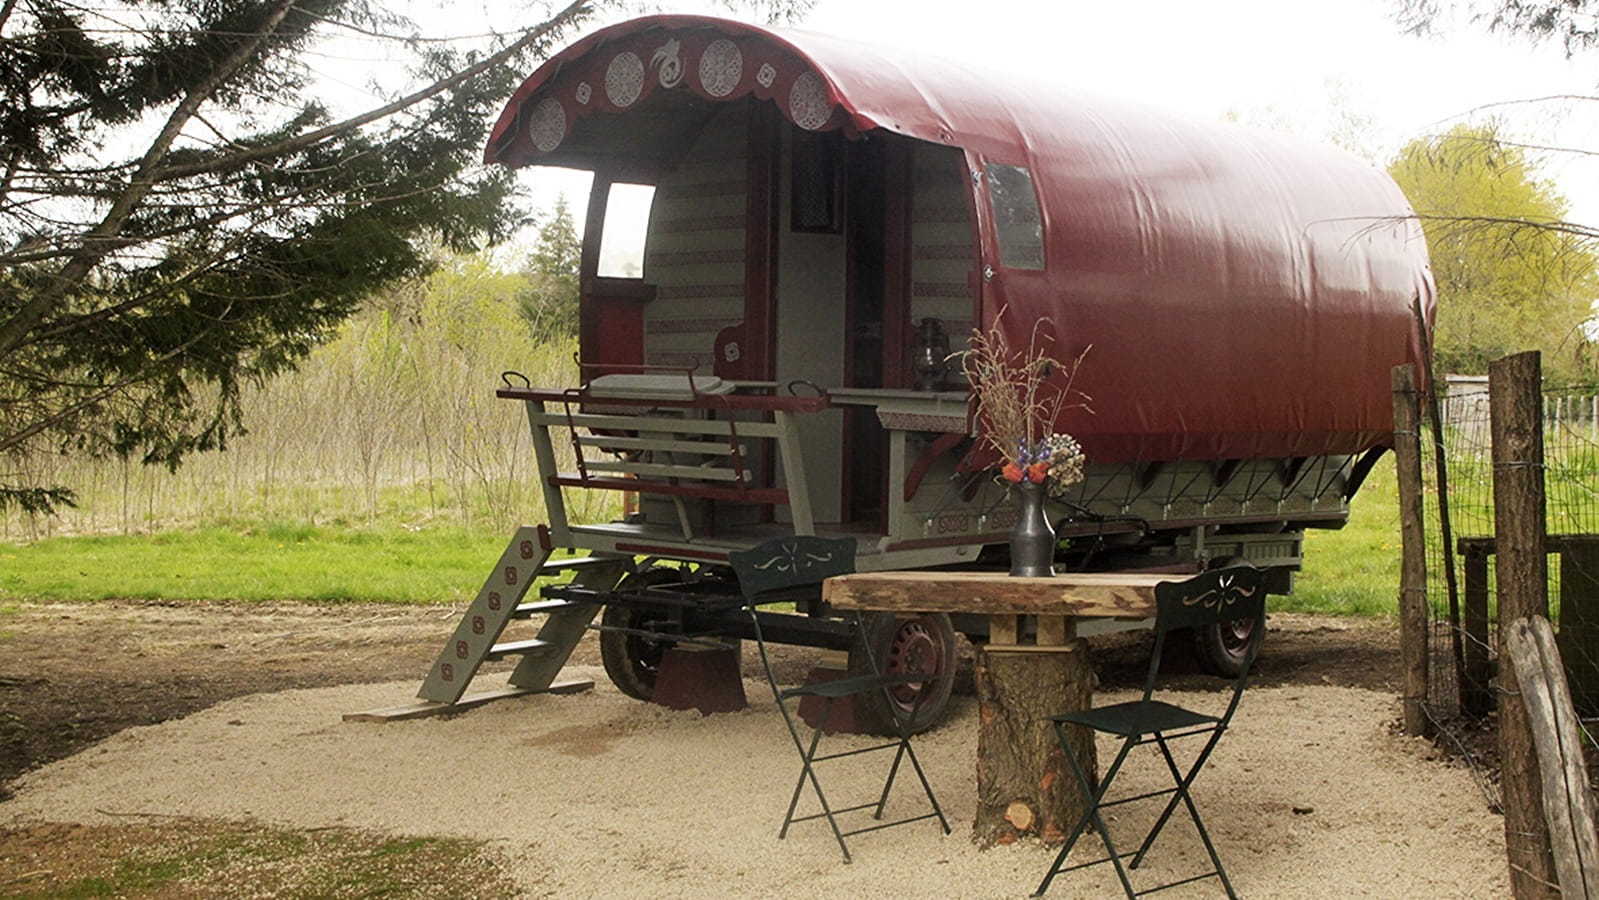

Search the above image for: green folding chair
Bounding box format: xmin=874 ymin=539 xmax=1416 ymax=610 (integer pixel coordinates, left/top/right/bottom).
xmin=728 ymin=536 xmax=950 ymax=863
xmin=1034 ymin=565 xmax=1269 ymax=899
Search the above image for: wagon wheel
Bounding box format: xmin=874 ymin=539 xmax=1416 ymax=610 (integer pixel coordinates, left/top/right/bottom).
xmin=599 ymin=567 xmax=685 ymax=701
xmin=1192 ymin=614 xmax=1262 ymax=678
xmin=1191 ymin=558 xmax=1265 ymax=677
xmin=849 ymin=612 xmax=957 ymax=734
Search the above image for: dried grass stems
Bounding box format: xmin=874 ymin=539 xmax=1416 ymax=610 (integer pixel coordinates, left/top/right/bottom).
xmin=955 ymin=313 xmax=1089 ymax=493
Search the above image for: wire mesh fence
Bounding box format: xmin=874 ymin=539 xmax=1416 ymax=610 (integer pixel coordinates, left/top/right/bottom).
xmin=1422 ymin=376 xmax=1599 ymax=793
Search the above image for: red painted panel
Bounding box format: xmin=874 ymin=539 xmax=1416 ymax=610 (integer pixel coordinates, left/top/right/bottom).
xmin=580 ymin=295 xmax=645 ymax=372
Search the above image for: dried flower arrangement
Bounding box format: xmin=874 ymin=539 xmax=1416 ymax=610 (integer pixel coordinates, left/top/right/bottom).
xmin=955 ymin=313 xmax=1088 ymax=498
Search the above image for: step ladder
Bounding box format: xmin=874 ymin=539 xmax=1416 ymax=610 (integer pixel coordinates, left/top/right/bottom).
xmin=344 ymin=526 xmax=627 ymax=722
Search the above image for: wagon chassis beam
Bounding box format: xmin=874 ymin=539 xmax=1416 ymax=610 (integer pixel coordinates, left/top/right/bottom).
xmin=542 ymin=582 xmax=856 ymax=650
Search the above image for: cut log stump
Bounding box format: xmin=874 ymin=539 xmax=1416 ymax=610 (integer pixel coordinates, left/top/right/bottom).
xmin=973 ymin=640 xmax=1095 ymax=847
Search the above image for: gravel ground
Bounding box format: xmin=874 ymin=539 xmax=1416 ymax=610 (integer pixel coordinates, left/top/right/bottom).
xmin=1 ymin=665 xmax=1508 ymax=898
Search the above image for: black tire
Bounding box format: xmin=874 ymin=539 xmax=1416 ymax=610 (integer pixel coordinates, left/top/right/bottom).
xmin=1191 ymin=557 xmax=1267 ymax=678
xmin=849 ymin=612 xmax=957 ymax=734
xmin=598 ymin=567 xmax=684 ymax=700
xmin=1192 ymin=614 xmax=1264 ymax=678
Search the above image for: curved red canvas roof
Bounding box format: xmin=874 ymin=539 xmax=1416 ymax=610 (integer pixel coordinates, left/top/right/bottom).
xmin=487 ymin=15 xmax=1434 ymax=465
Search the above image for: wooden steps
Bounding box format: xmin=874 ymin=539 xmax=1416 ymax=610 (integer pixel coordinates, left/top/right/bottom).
xmin=345 ymin=526 xmax=628 ymax=722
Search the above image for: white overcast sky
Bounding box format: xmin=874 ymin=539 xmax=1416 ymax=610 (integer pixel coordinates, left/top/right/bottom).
xmin=799 ymin=0 xmax=1598 ymax=200
xmin=351 ymin=0 xmax=1599 ymax=230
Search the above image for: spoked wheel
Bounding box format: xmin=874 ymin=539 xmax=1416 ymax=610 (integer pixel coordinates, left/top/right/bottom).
xmin=850 ymin=612 xmax=957 ymax=734
xmin=598 ymin=567 xmax=684 ymax=700
xmin=1191 ymin=560 xmax=1266 ymax=677
xmin=1193 ymin=615 xmax=1263 ymax=677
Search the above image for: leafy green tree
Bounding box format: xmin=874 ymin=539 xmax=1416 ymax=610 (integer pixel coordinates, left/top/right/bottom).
xmin=1389 ymin=122 xmax=1599 ymax=379
xmin=0 ymin=0 xmax=809 ymax=515
xmin=1393 ymin=1 xmax=1597 ymax=248
xmin=515 ymin=197 xmax=582 ymax=339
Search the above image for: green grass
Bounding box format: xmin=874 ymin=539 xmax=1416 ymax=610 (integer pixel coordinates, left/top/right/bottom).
xmin=1290 ymin=462 xmax=1402 ymax=617
xmin=1 ymin=467 xmax=1409 ymax=615
xmin=0 ymin=522 xmax=520 ymax=603
xmin=0 ymin=821 xmax=518 ymax=899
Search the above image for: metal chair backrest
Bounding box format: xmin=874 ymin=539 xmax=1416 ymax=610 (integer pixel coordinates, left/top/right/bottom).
xmin=1143 ymin=565 xmax=1270 ymax=716
xmin=729 ymin=536 xmax=857 ymax=602
xmin=728 ymin=536 xmax=860 ymax=755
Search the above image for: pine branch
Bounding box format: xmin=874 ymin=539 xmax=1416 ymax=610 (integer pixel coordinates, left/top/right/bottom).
xmin=0 ymin=0 xmax=301 ymax=362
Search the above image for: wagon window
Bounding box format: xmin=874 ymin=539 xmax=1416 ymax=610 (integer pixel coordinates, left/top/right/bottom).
xmin=984 ymin=163 xmax=1044 ymax=270
xmin=597 ymin=182 xmax=655 ymax=279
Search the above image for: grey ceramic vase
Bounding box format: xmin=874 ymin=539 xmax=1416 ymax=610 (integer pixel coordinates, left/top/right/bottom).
xmin=1009 ymin=480 xmax=1056 ymax=577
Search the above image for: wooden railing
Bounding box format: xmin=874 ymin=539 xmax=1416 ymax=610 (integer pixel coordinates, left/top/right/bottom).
xmin=498 ymin=378 xmax=828 ymax=540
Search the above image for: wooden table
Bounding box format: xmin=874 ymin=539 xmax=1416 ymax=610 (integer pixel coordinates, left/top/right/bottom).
xmin=823 ymin=571 xmax=1165 ymax=847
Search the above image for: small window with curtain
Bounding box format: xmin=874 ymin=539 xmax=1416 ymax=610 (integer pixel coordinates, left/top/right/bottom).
xmin=984 ymin=163 xmax=1044 ymax=270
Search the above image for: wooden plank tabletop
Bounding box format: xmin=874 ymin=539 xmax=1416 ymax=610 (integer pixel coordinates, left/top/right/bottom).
xmin=823 ymin=571 xmax=1163 ymax=617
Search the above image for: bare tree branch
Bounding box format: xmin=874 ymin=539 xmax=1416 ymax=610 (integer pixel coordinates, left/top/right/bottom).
xmin=151 ymin=0 xmax=589 ymax=184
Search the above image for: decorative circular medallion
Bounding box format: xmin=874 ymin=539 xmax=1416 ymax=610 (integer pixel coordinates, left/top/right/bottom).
xmin=699 ymin=39 xmax=743 ymax=97
xmin=528 ymin=98 xmax=566 ymax=153
xmin=789 ymin=71 xmax=831 ymax=131
xmin=605 ymin=51 xmax=645 ymax=108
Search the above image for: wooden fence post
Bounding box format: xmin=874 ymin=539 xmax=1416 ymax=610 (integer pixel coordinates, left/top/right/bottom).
xmin=1505 ymin=616 xmax=1599 ymax=900
xmin=1393 ymin=364 xmax=1429 ymax=736
xmin=1491 ymin=350 xmax=1557 ymax=899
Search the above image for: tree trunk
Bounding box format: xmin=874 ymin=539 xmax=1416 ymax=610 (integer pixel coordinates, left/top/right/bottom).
xmin=973 ymin=641 xmax=1095 ymax=847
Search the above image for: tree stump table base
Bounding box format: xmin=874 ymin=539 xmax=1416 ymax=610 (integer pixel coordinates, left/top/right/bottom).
xmin=973 ymin=640 xmax=1095 ymax=846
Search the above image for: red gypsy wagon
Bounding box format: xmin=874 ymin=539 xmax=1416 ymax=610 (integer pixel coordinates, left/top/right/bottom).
xmin=398 ymin=15 xmax=1433 ymax=729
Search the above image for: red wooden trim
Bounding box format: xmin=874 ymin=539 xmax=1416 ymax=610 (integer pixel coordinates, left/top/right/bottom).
xmin=495 ymin=385 xmax=831 ymax=413
xmin=882 ymin=138 xmax=913 ymax=390
xmin=578 ymin=174 xmax=613 ymax=370
xmin=581 ymin=277 xmax=656 ymax=301
xmin=549 ymin=475 xmax=791 ymax=505
xmin=646 ymin=316 xmax=741 ymax=335
xmin=656 ymin=284 xmax=746 ymax=301
xmin=580 ymin=174 xmax=609 ymax=282
xmin=745 ymin=102 xmax=780 ymax=523
xmin=744 ymin=102 xmax=779 ymax=382
xmin=962 ymin=150 xmax=987 ymax=333
xmin=647 ymin=249 xmax=746 ymax=267
xmin=653 ymin=214 xmax=747 ymax=234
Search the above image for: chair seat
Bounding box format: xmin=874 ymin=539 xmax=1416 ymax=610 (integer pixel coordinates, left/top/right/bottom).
xmin=780 ymin=671 xmax=926 ymax=701
xmin=1051 ymin=699 xmax=1219 ymax=737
